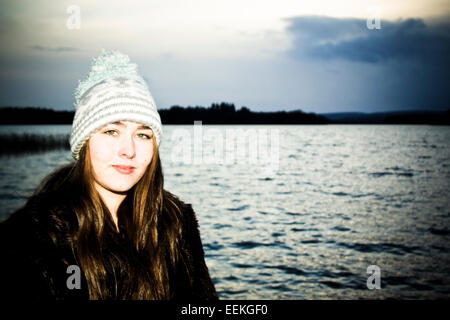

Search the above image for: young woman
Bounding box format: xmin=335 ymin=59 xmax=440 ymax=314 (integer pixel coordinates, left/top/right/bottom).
xmin=0 ymin=51 xmax=218 ymax=300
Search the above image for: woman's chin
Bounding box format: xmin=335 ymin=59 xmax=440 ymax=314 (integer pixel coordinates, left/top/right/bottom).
xmin=104 ymin=184 xmax=134 ymax=194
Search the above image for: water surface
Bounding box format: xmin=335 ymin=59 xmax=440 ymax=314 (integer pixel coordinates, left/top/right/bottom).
xmin=1 ymin=124 xmax=449 ymax=299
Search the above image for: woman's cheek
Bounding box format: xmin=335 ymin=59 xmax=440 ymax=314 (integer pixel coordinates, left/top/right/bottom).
xmin=138 ymin=143 xmax=153 ymax=165
xmin=89 ymin=139 xmax=112 ymax=168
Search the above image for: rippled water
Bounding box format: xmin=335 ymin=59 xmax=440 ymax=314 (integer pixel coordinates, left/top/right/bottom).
xmin=1 ymin=124 xmax=449 ymax=299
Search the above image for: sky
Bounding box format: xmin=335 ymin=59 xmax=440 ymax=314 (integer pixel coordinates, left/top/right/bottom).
xmin=0 ymin=0 xmax=449 ymax=113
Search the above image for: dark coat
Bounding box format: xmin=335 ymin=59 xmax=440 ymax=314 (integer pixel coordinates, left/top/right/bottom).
xmin=0 ymin=191 xmax=218 ymax=300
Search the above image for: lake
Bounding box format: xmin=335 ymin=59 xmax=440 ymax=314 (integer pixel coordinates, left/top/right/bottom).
xmin=0 ymin=124 xmax=449 ymax=299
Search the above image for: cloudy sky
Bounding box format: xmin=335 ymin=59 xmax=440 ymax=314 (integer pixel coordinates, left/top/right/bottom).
xmin=0 ymin=0 xmax=449 ymax=113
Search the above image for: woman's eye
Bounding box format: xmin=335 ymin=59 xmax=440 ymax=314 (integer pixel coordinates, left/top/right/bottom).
xmin=104 ymin=130 xmax=117 ymax=135
xmin=137 ymin=133 xmax=151 ymax=139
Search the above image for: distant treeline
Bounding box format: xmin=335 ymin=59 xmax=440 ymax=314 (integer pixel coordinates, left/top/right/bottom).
xmin=159 ymin=103 xmax=328 ymax=124
xmin=0 ymin=104 xmax=449 ymax=125
xmin=0 ymin=103 xmax=328 ymax=125
xmin=0 ymin=103 xmax=328 ymax=124
xmin=0 ymin=107 xmax=74 ymax=124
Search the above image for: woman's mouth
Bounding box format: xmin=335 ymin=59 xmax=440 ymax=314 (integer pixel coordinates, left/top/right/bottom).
xmin=112 ymin=165 xmax=136 ymax=175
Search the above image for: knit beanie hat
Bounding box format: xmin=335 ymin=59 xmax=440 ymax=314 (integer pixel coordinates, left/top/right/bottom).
xmin=70 ymin=50 xmax=162 ymax=160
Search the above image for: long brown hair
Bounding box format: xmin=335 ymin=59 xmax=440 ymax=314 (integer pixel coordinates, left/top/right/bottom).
xmin=35 ymin=135 xmax=187 ymax=299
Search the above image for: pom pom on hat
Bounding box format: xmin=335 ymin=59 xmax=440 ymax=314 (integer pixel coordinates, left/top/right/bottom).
xmin=74 ymin=50 xmax=144 ymax=106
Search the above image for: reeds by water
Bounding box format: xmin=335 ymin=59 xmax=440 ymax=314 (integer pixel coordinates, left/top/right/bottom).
xmin=0 ymin=133 xmax=70 ymax=155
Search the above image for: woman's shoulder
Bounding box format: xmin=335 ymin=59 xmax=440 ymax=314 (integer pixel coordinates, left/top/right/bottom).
xmin=2 ymin=163 xmax=76 ymax=234
xmin=0 ymin=192 xmax=79 ymax=299
xmin=163 ymin=190 xmax=198 ymax=221
xmin=162 ymin=190 xmax=204 ymax=247
xmin=0 ymin=191 xmax=75 ymax=246
xmin=163 ymin=191 xmax=218 ymax=300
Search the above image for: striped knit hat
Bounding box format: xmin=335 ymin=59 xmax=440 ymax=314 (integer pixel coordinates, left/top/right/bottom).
xmin=70 ymin=50 xmax=162 ymax=160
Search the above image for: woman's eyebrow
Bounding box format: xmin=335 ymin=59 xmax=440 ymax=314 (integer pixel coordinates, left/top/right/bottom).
xmin=110 ymin=121 xmax=151 ymax=130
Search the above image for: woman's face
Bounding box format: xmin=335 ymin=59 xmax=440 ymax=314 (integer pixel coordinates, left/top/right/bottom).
xmin=88 ymin=120 xmax=154 ymax=194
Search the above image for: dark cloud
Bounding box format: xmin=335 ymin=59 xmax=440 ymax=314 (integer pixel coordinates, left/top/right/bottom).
xmin=30 ymin=45 xmax=79 ymax=52
xmin=286 ymin=16 xmax=450 ymax=64
xmin=284 ymin=16 xmax=450 ymax=111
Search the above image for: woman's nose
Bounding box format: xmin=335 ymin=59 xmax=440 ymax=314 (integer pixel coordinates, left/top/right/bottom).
xmin=118 ymin=134 xmax=136 ymax=159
